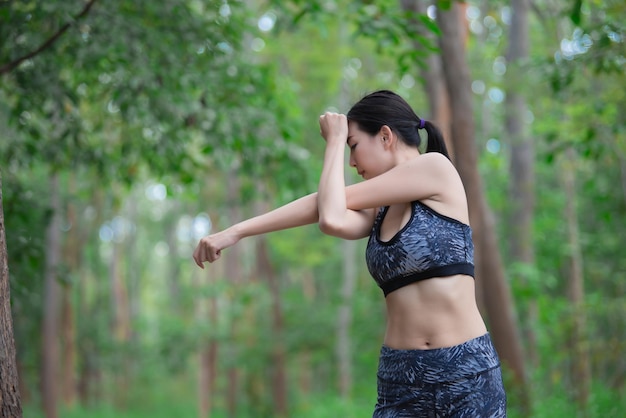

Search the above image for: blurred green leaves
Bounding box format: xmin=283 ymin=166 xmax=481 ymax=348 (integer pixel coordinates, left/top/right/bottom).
xmin=1 ymin=0 xmax=312 ymax=193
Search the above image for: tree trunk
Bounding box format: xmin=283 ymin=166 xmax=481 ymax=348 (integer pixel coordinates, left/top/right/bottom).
xmin=619 ymin=152 xmax=626 ymax=207
xmin=255 ymin=232 xmax=288 ymax=416
xmin=166 ymin=207 xmax=181 ymax=314
xmin=333 ymin=73 xmax=357 ymax=400
xmin=336 ymin=238 xmax=356 ymax=398
xmin=111 ymin=240 xmax=130 ymax=343
xmin=77 ymin=189 xmax=104 ymax=406
xmin=297 ymin=270 xmax=315 ymax=395
xmin=124 ymin=194 xmax=140 ymax=337
xmin=41 ymin=174 xmax=62 ymax=418
xmin=198 ymin=340 xmax=218 ymax=418
xmin=561 ymin=149 xmax=591 ymax=412
xmin=506 ymin=0 xmax=538 ymax=368
xmin=60 ymin=289 xmax=76 ymax=406
xmin=109 ymin=197 xmax=132 ymax=408
xmin=436 ymin=2 xmax=529 ymax=408
xmin=225 ymin=173 xmax=242 ymax=418
xmin=61 ymin=176 xmax=78 ymax=407
xmin=0 ymin=175 xmax=23 ymax=417
xmin=401 ymin=0 xmax=453 ymax=156
xmin=197 ymin=255 xmax=220 ymax=418
xmin=110 ymin=222 xmax=130 ymax=409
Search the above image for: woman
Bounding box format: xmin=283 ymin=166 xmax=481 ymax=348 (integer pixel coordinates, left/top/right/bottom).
xmin=193 ymin=90 xmax=507 ymax=417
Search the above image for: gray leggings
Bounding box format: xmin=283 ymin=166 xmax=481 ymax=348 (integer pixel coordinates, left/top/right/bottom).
xmin=373 ymin=333 xmax=507 ymax=417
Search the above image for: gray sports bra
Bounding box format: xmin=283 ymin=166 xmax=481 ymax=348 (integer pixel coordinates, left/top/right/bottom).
xmin=365 ymin=201 xmax=474 ymax=296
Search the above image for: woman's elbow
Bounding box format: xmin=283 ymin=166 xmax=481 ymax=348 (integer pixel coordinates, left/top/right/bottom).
xmin=318 ymin=218 xmax=344 ymax=237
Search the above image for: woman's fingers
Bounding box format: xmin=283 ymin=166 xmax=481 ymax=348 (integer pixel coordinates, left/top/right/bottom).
xmin=319 ymin=112 xmax=348 ymax=140
xmin=193 ymin=235 xmax=226 ymax=268
xmin=193 ymin=244 xmax=205 ymax=268
xmin=193 ymin=238 xmax=212 ymax=268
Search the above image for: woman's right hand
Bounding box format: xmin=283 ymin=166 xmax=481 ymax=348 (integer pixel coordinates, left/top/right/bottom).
xmin=319 ymin=112 xmax=348 ymax=145
xmin=193 ymin=227 xmax=241 ymax=268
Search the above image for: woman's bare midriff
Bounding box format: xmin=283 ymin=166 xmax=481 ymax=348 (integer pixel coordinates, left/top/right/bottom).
xmin=382 ymin=274 xmax=487 ymax=350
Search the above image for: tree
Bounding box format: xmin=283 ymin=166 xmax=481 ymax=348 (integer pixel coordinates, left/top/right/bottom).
xmin=0 ymin=174 xmax=23 ymax=418
xmin=505 ymin=0 xmax=538 ymax=367
xmin=400 ymin=0 xmax=453 ymax=155
xmin=254 ymin=225 xmax=288 ymax=416
xmin=561 ymin=148 xmax=591 ymax=411
xmin=436 ymin=1 xmax=530 ymax=410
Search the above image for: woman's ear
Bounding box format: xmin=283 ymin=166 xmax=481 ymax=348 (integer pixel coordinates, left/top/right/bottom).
xmin=380 ymin=125 xmax=394 ymax=149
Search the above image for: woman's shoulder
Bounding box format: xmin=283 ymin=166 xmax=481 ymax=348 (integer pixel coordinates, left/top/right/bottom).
xmin=407 ymin=152 xmax=459 ymax=179
xmin=415 ymin=151 xmax=453 ymax=166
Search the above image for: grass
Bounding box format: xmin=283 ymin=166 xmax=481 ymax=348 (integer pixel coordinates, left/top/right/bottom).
xmin=22 ymin=379 xmax=625 ymax=417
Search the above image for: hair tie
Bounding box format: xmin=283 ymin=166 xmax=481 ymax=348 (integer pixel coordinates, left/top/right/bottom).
xmin=418 ymin=119 xmax=426 ymax=130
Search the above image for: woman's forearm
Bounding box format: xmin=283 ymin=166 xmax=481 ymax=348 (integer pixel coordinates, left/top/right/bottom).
xmin=232 ymin=192 xmax=319 ymax=239
xmin=194 ymin=192 xmax=319 ymax=266
xmin=317 ymin=140 xmax=348 ymax=233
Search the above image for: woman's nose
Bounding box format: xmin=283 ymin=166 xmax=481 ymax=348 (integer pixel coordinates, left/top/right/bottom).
xmin=349 ymin=154 xmax=356 ymax=167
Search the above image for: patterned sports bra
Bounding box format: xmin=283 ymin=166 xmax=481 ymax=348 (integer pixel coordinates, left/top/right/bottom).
xmin=365 ymin=201 xmax=474 ymax=296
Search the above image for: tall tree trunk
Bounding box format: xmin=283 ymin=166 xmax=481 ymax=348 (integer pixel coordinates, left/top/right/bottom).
xmin=436 ymin=2 xmax=530 ymax=409
xmin=110 ymin=227 xmax=130 ymax=408
xmin=0 ymin=176 xmax=23 ymax=417
xmin=297 ymin=270 xmax=315 ymax=395
xmin=225 ymin=172 xmax=242 ymax=418
xmin=111 ymin=240 xmax=130 ymax=343
xmin=506 ymin=0 xmax=538 ymax=368
xmin=60 ymin=290 xmax=76 ymax=406
xmin=619 ymin=152 xmax=626 ymax=206
xmin=77 ymin=189 xmax=104 ymax=406
xmin=334 ymin=71 xmax=356 ymax=400
xmin=401 ymin=0 xmax=453 ymax=156
xmin=337 ymin=239 xmax=356 ymax=398
xmin=255 ymin=231 xmax=288 ymax=416
xmin=198 ymin=338 xmax=219 ymax=418
xmin=41 ymin=174 xmax=62 ymax=418
xmin=197 ymin=253 xmax=220 ymax=418
xmin=561 ymin=149 xmax=591 ymax=412
xmin=166 ymin=206 xmax=181 ymax=314
xmin=61 ymin=176 xmax=78 ymax=407
xmin=125 ymin=193 xmax=140 ymax=336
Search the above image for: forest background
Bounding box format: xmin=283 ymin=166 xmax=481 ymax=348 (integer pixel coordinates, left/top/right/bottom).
xmin=0 ymin=0 xmax=625 ymax=417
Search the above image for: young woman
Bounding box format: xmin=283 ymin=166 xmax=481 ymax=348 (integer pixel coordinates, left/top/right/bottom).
xmin=193 ymin=90 xmax=507 ymax=417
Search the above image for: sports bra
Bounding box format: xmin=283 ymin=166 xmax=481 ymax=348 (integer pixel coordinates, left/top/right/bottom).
xmin=365 ymin=201 xmax=474 ymax=296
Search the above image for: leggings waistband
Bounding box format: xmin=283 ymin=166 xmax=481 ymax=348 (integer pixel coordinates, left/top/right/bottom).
xmin=377 ymin=333 xmax=501 ymax=385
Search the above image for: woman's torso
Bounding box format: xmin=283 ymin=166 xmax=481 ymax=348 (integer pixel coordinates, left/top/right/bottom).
xmin=368 ymin=201 xmax=486 ymax=350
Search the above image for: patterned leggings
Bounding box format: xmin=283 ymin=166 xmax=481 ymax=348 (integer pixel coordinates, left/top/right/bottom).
xmin=373 ymin=333 xmax=507 ymax=418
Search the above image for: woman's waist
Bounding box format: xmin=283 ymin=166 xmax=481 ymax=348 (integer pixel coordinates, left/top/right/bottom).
xmin=383 ymin=321 xmax=487 ymax=350
xmin=382 ymin=276 xmax=486 ymax=349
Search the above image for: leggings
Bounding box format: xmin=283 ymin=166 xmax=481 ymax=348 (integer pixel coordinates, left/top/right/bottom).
xmin=373 ymin=333 xmax=507 ymax=418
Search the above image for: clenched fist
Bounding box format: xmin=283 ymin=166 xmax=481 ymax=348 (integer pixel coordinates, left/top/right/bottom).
xmin=319 ymin=112 xmax=348 ymax=145
xmin=192 ymin=228 xmax=240 ymax=268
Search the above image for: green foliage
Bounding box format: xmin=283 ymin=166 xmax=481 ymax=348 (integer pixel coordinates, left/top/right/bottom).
xmin=0 ymin=0 xmax=312 ymax=190
xmin=3 ymin=0 xmax=626 ymax=417
xmin=269 ymin=0 xmax=441 ymax=76
xmin=539 ymin=0 xmax=626 ymax=93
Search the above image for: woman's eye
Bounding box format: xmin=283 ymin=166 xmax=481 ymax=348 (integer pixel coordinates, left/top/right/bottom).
xmin=350 ymin=144 xmax=357 ymax=150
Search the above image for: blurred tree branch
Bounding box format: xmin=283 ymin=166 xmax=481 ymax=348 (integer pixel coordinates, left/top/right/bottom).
xmin=0 ymin=0 xmax=98 ymax=75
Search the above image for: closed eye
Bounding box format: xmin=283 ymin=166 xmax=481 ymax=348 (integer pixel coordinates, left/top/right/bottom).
xmin=350 ymin=144 xmax=357 ymax=150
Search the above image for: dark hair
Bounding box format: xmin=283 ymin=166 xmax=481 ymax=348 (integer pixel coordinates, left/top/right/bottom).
xmin=346 ymin=90 xmax=449 ymax=159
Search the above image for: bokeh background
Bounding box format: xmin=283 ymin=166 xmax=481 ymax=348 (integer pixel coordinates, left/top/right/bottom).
xmin=1 ymin=1 xmax=625 ymax=417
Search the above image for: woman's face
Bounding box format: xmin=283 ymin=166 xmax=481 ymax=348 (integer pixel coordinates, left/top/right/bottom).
xmin=346 ymin=121 xmax=387 ymax=180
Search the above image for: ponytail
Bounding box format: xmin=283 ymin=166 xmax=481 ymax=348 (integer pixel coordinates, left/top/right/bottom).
xmin=421 ymin=120 xmax=450 ymax=160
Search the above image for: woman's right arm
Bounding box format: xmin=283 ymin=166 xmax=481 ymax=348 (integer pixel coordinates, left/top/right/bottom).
xmin=193 ymin=193 xmax=319 ymax=267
